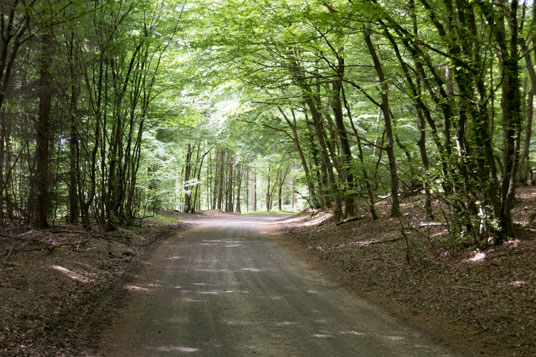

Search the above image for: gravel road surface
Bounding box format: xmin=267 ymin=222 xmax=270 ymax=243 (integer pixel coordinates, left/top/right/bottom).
xmin=98 ymin=215 xmax=455 ymax=356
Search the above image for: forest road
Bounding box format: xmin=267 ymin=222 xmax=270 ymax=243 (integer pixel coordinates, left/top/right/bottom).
xmin=98 ymin=215 xmax=456 ymax=357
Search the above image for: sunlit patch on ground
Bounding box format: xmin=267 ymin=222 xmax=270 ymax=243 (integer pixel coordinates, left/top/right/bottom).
xmin=385 ymin=336 xmax=404 ymax=342
xmin=276 ymin=321 xmax=297 ymax=326
xmin=197 ymin=291 xmax=220 ymax=295
xmin=151 ymin=346 xmax=199 ymax=353
xmin=194 ymin=259 xmax=220 ymax=263
xmin=124 ymin=284 xmax=150 ymax=292
xmin=226 ymin=320 xmax=252 ymax=326
xmin=50 ymin=265 xmax=94 ymax=283
xmin=196 ymin=268 xmax=232 ymax=272
xmin=510 ymin=280 xmax=528 ymax=287
xmin=505 ymin=239 xmax=521 ymax=248
xmin=174 ymin=285 xmax=182 ymax=289
xmin=182 ymin=298 xmax=204 ymax=303
xmin=312 ymin=333 xmax=333 ymax=338
xmin=240 ymin=267 xmax=262 ymax=272
xmin=278 ymin=216 xmax=304 ymax=224
xmin=340 ymin=330 xmax=366 ymax=336
xmin=313 ymin=319 xmax=328 ymax=324
xmin=303 ymin=212 xmax=334 ymax=226
xmin=467 ymin=251 xmax=486 ymax=262
xmin=306 ymin=290 xmax=319 ymax=294
xmin=192 ymin=282 xmax=208 ymax=286
xmin=168 ymin=256 xmax=182 ymax=260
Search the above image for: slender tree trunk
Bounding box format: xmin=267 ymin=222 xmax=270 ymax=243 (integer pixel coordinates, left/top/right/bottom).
xmin=279 ymin=107 xmax=319 ymax=208
xmin=0 ymin=113 xmax=5 ymax=225
xmin=278 ymin=179 xmax=283 ymax=211
xmin=235 ymin=163 xmax=242 ymax=213
xmin=330 ymin=56 xmax=356 ymax=218
xmin=253 ymin=168 xmax=257 ymax=212
xmin=35 ymin=33 xmax=53 ymax=228
xmin=183 ymin=143 xmax=193 ymax=213
xmin=68 ymin=33 xmax=79 ymax=223
xmin=341 ymin=85 xmax=378 ymax=219
xmin=216 ymin=149 xmax=225 ymax=210
xmin=519 ymin=90 xmax=533 ymax=184
xmin=364 ymin=29 xmax=400 ymax=218
xmin=245 ymin=166 xmax=249 ymax=212
xmin=226 ymin=153 xmax=234 ymax=212
xmin=266 ymin=165 xmax=271 ymax=211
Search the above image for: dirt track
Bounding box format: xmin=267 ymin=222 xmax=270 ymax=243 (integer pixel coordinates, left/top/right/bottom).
xmin=98 ymin=215 xmax=456 ymax=356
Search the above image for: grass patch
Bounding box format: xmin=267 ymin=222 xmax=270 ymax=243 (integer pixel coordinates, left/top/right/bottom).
xmin=146 ymin=214 xmax=181 ymax=224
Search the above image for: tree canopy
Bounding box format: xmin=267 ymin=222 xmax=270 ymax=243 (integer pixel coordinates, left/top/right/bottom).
xmin=1 ymin=0 xmax=535 ymax=247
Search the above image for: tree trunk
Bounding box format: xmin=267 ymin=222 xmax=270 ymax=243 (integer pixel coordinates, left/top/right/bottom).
xmin=253 ymin=168 xmax=257 ymax=212
xmin=235 ymin=163 xmax=242 ymax=213
xmin=266 ymin=165 xmax=271 ymax=211
xmin=216 ymin=149 xmax=225 ymax=210
xmin=245 ymin=166 xmax=249 ymax=212
xmin=183 ymin=143 xmax=193 ymax=213
xmin=363 ymin=29 xmax=400 ymax=218
xmin=279 ymin=106 xmax=319 ymax=208
xmin=341 ymin=85 xmax=378 ymax=219
xmin=330 ymin=56 xmax=356 ymax=218
xmin=226 ymin=153 xmax=234 ymax=212
xmin=35 ymin=33 xmax=53 ymax=228
xmin=68 ymin=33 xmax=79 ymax=223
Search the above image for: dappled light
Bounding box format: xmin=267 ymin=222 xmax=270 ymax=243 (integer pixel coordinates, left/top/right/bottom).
xmin=303 ymin=213 xmax=334 ymax=226
xmin=505 ymin=240 xmax=521 ymax=248
xmin=276 ymin=321 xmax=297 ymax=326
xmin=468 ymin=251 xmax=487 ymax=262
xmin=240 ymin=267 xmax=262 ymax=272
xmin=312 ymin=333 xmax=333 ymax=338
xmin=152 ymin=346 xmax=199 ymax=353
xmin=385 ymin=336 xmax=405 ymax=342
xmin=4 ymin=0 xmax=536 ymax=355
xmin=510 ymin=281 xmax=528 ymax=288
xmin=340 ymin=331 xmax=366 ymax=336
xmin=182 ymin=298 xmax=204 ymax=303
xmin=124 ymin=285 xmax=151 ymax=292
xmin=50 ymin=265 xmax=93 ymax=284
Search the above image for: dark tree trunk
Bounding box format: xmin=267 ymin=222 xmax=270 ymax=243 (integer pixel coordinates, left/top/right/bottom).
xmin=519 ymin=90 xmax=533 ymax=184
xmin=253 ymin=168 xmax=257 ymax=211
xmin=35 ymin=33 xmax=53 ymax=228
xmin=68 ymin=34 xmax=79 ymax=223
xmin=330 ymin=56 xmax=356 ymax=218
xmin=183 ymin=144 xmax=193 ymax=213
xmin=235 ymin=163 xmax=242 ymax=213
xmin=216 ymin=149 xmax=225 ymax=211
xmin=226 ymin=153 xmax=234 ymax=212
xmin=266 ymin=165 xmax=271 ymax=211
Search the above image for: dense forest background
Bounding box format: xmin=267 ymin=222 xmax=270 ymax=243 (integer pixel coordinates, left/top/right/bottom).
xmin=2 ymin=0 xmax=535 ymax=247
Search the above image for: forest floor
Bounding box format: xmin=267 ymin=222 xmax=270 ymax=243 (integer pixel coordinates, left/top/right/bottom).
xmin=277 ymin=186 xmax=536 ymax=357
xmin=0 ymin=216 xmax=192 ymax=356
xmin=1 ymin=189 xmax=535 ymax=356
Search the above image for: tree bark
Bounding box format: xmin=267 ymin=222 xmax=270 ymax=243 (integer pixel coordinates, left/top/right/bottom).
xmin=363 ymin=29 xmax=400 ymax=217
xmin=35 ymin=33 xmax=53 ymax=228
xmin=216 ymin=149 xmax=225 ymax=210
